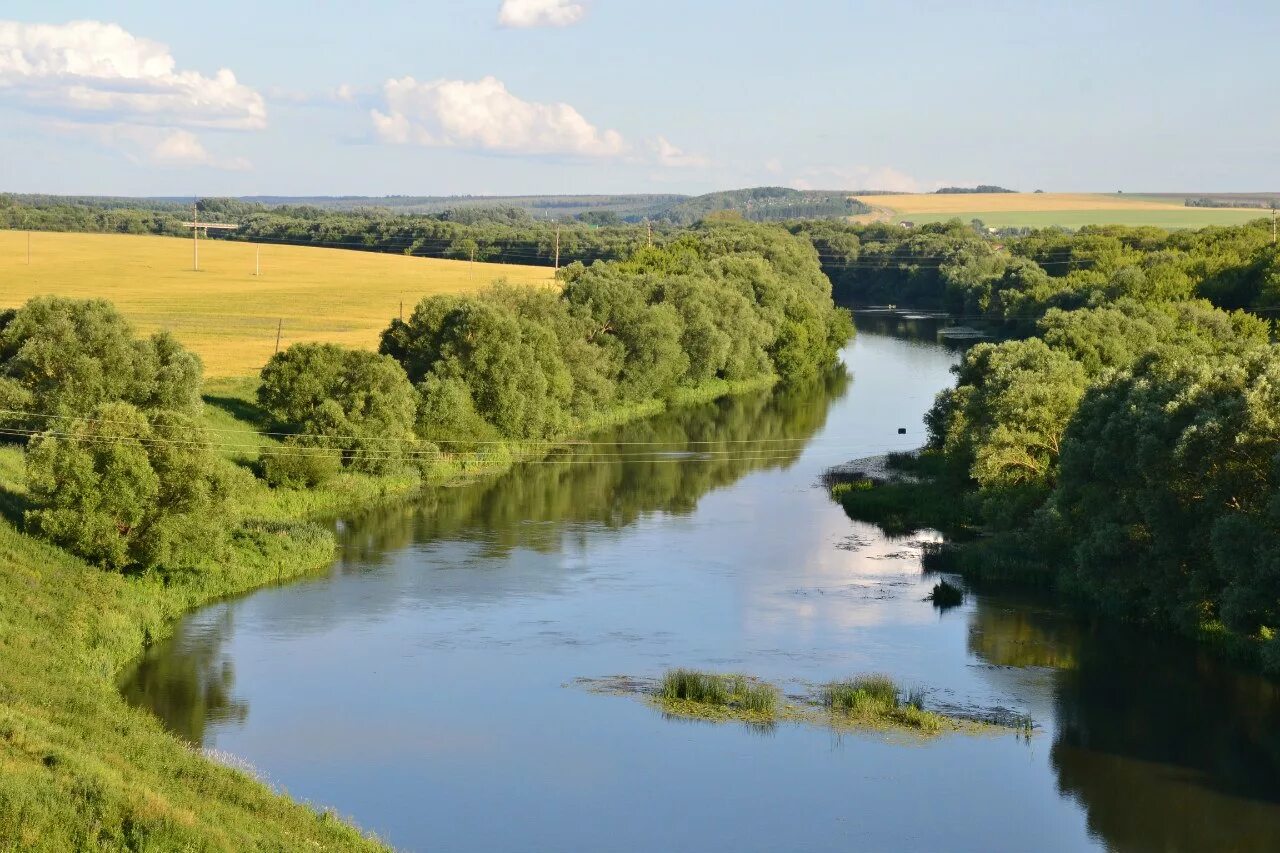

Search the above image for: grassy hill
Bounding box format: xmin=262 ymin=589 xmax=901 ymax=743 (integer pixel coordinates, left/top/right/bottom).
xmin=854 ymin=192 xmax=1269 ymax=229
xmin=0 ymin=230 xmax=555 ymax=378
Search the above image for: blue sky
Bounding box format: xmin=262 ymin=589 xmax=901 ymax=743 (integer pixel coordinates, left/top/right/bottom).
xmin=1 ymin=0 xmax=1276 ymax=196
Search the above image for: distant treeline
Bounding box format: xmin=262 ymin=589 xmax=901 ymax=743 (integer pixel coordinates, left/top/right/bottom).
xmin=0 ymin=190 xmax=870 ymax=267
xmin=1186 ymin=196 xmax=1279 ymax=209
xmin=793 ymin=216 xmax=1280 ymax=319
xmin=934 ymin=186 xmax=1016 ymax=194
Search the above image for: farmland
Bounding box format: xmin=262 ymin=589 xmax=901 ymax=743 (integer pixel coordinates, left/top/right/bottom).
xmin=0 ymin=230 xmax=556 ymax=378
xmin=854 ymin=192 xmax=1269 ymax=229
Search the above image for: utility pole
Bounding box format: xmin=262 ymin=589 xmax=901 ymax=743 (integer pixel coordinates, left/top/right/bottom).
xmin=274 ymin=318 xmax=283 ymax=354
xmin=470 ymin=245 xmax=476 ymax=281
xmin=554 ymin=224 xmax=560 ymax=271
xmin=26 ymin=229 xmax=30 ymax=265
xmin=181 ymin=199 xmax=238 ymax=272
xmin=254 ymin=244 xmax=260 ymax=276
xmin=399 ymin=298 xmax=404 ymax=323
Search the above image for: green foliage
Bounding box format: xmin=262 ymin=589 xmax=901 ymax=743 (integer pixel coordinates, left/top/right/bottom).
xmin=821 ymin=675 xmax=942 ymax=732
xmin=258 ymin=343 xmax=422 ymax=474
xmin=256 ymin=440 xmax=343 ymax=489
xmin=24 ymin=403 xmax=231 ymax=571
xmin=385 ymin=223 xmax=850 ymax=442
xmin=0 ymin=297 xmax=203 ymax=428
xmin=660 ymin=669 xmax=777 ymax=714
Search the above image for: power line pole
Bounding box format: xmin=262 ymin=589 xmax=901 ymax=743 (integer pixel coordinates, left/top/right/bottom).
xmin=254 ymin=244 xmax=260 ymax=276
xmin=192 ymin=202 xmax=199 ymax=271
xmin=470 ymin=245 xmax=476 ymax=281
xmin=274 ymin=318 xmax=283 ymax=354
xmin=26 ymin=229 xmax=30 ymax=265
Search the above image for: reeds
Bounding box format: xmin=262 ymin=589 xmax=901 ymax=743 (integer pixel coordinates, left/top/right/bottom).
xmin=660 ymin=668 xmax=777 ymax=715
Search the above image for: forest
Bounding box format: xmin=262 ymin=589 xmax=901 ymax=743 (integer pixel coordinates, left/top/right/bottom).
xmin=828 ymin=214 xmax=1280 ymax=669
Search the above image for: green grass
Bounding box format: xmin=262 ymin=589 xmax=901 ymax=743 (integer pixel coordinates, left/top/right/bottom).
xmin=660 ymin=669 xmax=778 ymax=715
xmin=906 ymin=209 xmax=1268 ymax=229
xmin=820 ymin=676 xmax=943 ymax=733
xmin=0 ymin=496 xmax=383 ymax=850
xmin=589 ymin=671 xmax=989 ymax=737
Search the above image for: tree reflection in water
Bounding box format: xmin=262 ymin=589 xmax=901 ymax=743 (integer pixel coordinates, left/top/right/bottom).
xmin=122 ymin=366 xmax=850 ymax=744
xmin=969 ymin=594 xmax=1280 ymax=852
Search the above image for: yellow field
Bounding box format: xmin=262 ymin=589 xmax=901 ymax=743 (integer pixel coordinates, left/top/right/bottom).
xmin=0 ymin=230 xmax=555 ymax=378
xmin=853 ymin=192 xmax=1268 ymax=229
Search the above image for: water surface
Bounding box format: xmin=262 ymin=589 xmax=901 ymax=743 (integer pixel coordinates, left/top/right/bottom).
xmin=123 ymin=327 xmax=1280 ymax=852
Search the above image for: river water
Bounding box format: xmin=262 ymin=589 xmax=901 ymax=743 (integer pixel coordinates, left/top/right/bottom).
xmin=121 ymin=325 xmax=1280 ymax=852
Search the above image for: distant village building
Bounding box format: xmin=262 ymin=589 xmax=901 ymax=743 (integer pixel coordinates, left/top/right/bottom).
xmin=898 ymin=220 xmax=916 ymax=228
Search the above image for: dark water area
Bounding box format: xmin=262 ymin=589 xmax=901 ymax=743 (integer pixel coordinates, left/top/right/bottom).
xmin=121 ymin=330 xmax=1280 ymax=852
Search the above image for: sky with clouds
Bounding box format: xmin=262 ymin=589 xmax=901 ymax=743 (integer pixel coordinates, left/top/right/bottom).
xmin=0 ymin=0 xmax=1277 ymax=197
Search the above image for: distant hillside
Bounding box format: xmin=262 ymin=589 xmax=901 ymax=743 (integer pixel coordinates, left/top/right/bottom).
xmin=3 ymin=187 xmax=874 ymax=226
xmin=656 ymin=187 xmax=870 ymax=224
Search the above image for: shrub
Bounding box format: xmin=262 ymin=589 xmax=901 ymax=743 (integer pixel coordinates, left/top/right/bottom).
xmin=257 ymin=440 xmax=342 ymax=489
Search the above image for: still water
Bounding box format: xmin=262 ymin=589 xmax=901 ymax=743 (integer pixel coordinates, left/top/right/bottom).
xmin=122 ymin=327 xmax=1280 ymax=852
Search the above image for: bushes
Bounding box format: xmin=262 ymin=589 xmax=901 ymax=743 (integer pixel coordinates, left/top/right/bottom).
xmin=0 ymin=297 xmax=202 ymax=428
xmin=258 ymin=344 xmax=422 ymax=474
xmin=256 ymin=441 xmax=342 ymax=489
xmin=24 ymin=403 xmax=230 ymax=571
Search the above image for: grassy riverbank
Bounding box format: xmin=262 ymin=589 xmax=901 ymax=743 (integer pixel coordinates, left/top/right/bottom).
xmin=0 ymin=371 xmax=777 ymax=849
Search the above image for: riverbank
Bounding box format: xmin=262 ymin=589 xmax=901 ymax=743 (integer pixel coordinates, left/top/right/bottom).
xmin=828 ymin=451 xmax=1278 ymax=673
xmin=0 ymin=371 xmax=777 ymax=850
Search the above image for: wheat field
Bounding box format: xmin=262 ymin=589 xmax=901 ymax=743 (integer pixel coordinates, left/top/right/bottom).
xmin=854 ymin=192 xmax=1267 ymax=228
xmin=0 ymin=230 xmax=556 ymax=378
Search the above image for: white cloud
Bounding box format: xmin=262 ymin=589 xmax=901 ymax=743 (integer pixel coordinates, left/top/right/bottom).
xmin=60 ymin=123 xmax=250 ymax=170
xmin=371 ymin=75 xmax=626 ymax=158
xmin=150 ymin=129 xmax=249 ymax=169
xmin=0 ymin=20 xmax=266 ymax=129
xmin=791 ymin=164 xmax=928 ymax=193
xmin=498 ymin=0 xmax=586 ymax=28
xmin=651 ymin=136 xmax=708 ymax=168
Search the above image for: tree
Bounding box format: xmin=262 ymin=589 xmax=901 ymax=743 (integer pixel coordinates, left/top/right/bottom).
xmin=258 ymin=343 xmax=420 ymax=474
xmin=0 ymin=297 xmax=202 ymax=430
xmin=25 ymin=403 xmax=230 ymax=571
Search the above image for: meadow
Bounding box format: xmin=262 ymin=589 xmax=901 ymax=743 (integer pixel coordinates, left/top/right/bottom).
xmin=0 ymin=230 xmax=556 ymax=377
xmin=855 ymin=192 xmax=1268 ymax=229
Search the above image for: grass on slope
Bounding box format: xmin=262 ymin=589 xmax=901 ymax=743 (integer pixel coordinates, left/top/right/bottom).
xmin=0 ymin=435 xmax=391 ymax=849
xmin=0 ymin=230 xmax=556 ymax=378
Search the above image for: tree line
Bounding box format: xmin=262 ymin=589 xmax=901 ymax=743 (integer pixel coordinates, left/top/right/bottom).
xmin=831 ymin=217 xmax=1280 ymax=670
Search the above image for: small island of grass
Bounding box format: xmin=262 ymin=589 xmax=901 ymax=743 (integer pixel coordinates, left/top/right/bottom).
xmin=581 ymin=669 xmax=1029 ymax=738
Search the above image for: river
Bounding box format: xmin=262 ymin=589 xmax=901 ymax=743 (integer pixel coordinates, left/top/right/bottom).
xmin=121 ymin=324 xmax=1280 ymax=852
